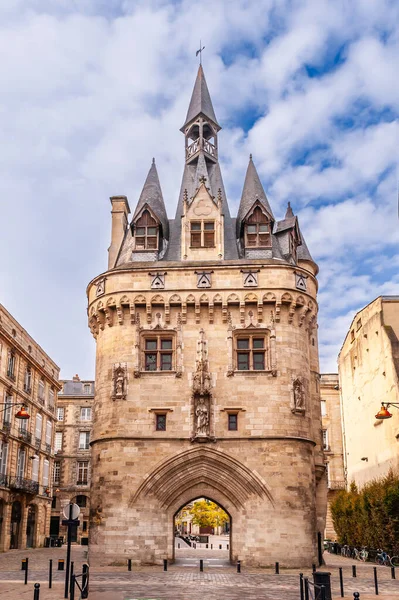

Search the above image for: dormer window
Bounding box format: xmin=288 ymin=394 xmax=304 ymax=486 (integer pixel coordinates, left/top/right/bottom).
xmin=134 ymin=210 xmax=159 ymax=250
xmin=190 ymin=221 xmax=215 ymax=248
xmin=244 ymin=206 xmax=271 ymax=248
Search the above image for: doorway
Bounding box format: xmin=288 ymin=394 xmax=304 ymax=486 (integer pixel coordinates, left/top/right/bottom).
xmin=26 ymin=504 xmax=36 ymax=548
xmin=10 ymin=501 xmax=21 ymax=549
xmin=174 ymin=497 xmax=231 ymax=566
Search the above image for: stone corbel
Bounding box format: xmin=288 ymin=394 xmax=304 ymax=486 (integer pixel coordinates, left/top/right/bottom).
xmin=104 ymin=307 xmax=113 ymax=327
xmin=226 ymin=316 xmax=234 ymax=376
xmin=257 ymin=302 xmax=263 ymax=323
xmin=133 ymin=314 xmax=141 ymax=377
xmin=116 ymin=305 xmax=124 ymax=325
xmin=240 ymin=302 xmax=245 ymax=324
xmin=195 ymin=301 xmax=200 ymax=324
xmin=222 ymin=302 xmax=228 ymax=323
xmin=288 ymin=301 xmax=296 ymax=324
xmin=181 ymin=302 xmax=187 ymax=324
xmin=208 ymin=303 xmax=214 ymax=324
xmin=146 ymin=303 xmax=152 ymax=324
xmin=165 ymin=302 xmax=170 ymax=324
xmin=130 ymin=304 xmax=136 ymax=325
xmin=275 ymin=301 xmax=281 ymax=323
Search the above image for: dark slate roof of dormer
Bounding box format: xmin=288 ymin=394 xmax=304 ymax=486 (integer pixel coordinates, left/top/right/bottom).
xmin=132 ymin=159 xmax=169 ymax=238
xmin=297 ymin=230 xmax=315 ymax=262
xmin=236 ymin=156 xmax=274 ymax=238
xmin=181 ymin=65 xmax=220 ymax=131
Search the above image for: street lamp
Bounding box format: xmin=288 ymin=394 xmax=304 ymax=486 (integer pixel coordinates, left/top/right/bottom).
xmin=0 ymin=402 xmax=31 ymax=419
xmin=375 ymin=403 xmax=399 ymax=420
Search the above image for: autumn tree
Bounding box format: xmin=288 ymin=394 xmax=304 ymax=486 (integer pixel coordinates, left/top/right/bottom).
xmin=189 ymin=499 xmax=229 ymax=529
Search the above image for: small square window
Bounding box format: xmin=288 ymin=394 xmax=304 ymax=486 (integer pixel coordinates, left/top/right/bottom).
xmin=247 ymin=225 xmax=257 ymax=233
xmin=161 ymin=339 xmax=172 ymax=350
xmin=204 ymin=222 xmax=214 ymax=230
xmin=145 ymin=354 xmax=157 ymax=371
xmin=145 ymin=340 xmax=157 ymax=350
xmin=253 ymin=338 xmax=264 ymax=349
xmin=156 ymin=414 xmax=166 ymax=431
xmin=253 ymin=353 xmax=265 ymax=370
xmin=160 ymin=354 xmax=172 ymax=370
xmin=237 ymin=353 xmax=249 ymax=370
xmin=191 ymin=222 xmax=201 ymax=231
xmin=237 ymin=339 xmax=249 ymax=349
xmin=136 ymin=227 xmax=145 ymax=235
xmin=228 ymin=414 xmax=238 ymax=431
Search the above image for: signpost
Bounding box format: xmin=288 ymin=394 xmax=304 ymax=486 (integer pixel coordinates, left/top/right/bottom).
xmin=62 ymin=503 xmax=80 ymax=599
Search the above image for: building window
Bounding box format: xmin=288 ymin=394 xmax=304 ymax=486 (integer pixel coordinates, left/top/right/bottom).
xmin=321 ymin=400 xmax=327 ymax=417
xmin=80 ymin=407 xmax=92 ymax=421
xmin=190 ymin=221 xmax=215 ymax=248
xmin=42 ymin=459 xmax=49 ymax=487
xmin=55 ymin=432 xmax=63 ymax=453
xmin=228 ymin=414 xmax=238 ymax=431
xmin=155 ymin=414 xmax=167 ymax=431
xmin=35 ymin=413 xmax=42 ymax=445
xmin=38 ymin=378 xmax=45 ymax=403
xmin=57 ymin=407 xmax=64 ymax=421
xmin=51 ymin=496 xmax=57 ymax=509
xmin=322 ymin=429 xmax=329 ymax=451
xmin=48 ymin=387 xmax=55 ymax=409
xmin=76 ymin=495 xmax=87 ymax=508
xmin=0 ymin=441 xmax=8 ymax=476
xmin=82 ymin=521 xmax=88 ymax=532
xmin=79 ymin=431 xmax=90 ymax=450
xmin=45 ymin=420 xmax=52 ymax=452
xmin=235 ymin=334 xmax=269 ymax=371
xmin=83 ymin=384 xmax=91 ymax=395
xmin=144 ymin=336 xmax=174 ymax=372
xmin=17 ymin=448 xmax=26 ymax=479
xmin=244 ymin=206 xmax=271 ymax=248
xmin=134 ymin=209 xmax=158 ymax=250
xmin=31 ymin=455 xmax=39 ymax=482
xmin=77 ymin=461 xmax=89 ymax=485
xmin=53 ymin=462 xmax=60 ymax=485
xmin=7 ymin=351 xmax=16 ymax=379
xmin=3 ymin=394 xmax=12 ymax=426
xmin=24 ymin=366 xmax=32 ymax=393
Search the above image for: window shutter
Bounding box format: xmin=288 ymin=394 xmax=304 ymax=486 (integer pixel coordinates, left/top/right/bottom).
xmin=0 ymin=441 xmax=8 ymax=475
xmin=31 ymin=456 xmax=39 ymax=482
xmin=42 ymin=459 xmax=49 ymax=486
xmin=35 ymin=414 xmax=43 ymax=439
xmin=17 ymin=449 xmax=26 ymax=478
xmin=46 ymin=421 xmax=52 ymax=445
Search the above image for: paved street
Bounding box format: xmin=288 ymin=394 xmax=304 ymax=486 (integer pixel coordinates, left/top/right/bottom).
xmin=0 ymin=546 xmax=399 ymax=599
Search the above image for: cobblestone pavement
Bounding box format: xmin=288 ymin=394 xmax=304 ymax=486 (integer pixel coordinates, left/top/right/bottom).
xmin=0 ymin=548 xmax=399 ymax=599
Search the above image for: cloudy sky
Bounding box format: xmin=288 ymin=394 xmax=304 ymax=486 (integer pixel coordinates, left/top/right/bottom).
xmin=0 ymin=0 xmax=398 ymax=379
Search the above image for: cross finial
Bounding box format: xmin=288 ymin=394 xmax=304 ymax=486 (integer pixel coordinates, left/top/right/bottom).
xmin=199 ymin=175 xmax=207 ymax=185
xmin=196 ymin=41 xmax=205 ymax=64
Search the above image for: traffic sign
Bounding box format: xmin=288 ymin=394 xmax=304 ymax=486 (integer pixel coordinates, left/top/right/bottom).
xmin=62 ymin=503 xmax=80 ymax=520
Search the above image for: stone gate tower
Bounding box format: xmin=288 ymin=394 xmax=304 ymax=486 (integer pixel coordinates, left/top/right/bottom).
xmin=87 ymin=65 xmax=326 ymax=567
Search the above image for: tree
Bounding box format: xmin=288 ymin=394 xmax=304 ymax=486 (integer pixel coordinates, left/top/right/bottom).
xmin=189 ymin=499 xmax=229 ymax=529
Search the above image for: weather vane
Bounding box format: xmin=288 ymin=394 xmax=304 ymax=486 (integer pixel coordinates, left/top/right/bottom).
xmin=196 ymin=40 xmax=205 ymax=64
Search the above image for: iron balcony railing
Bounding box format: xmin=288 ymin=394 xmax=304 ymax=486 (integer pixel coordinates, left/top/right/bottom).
xmin=1 ymin=420 xmax=11 ymax=433
xmin=18 ymin=430 xmax=32 ymax=443
xmin=6 ymin=370 xmax=16 ymax=381
xmin=9 ymin=476 xmax=40 ymax=495
xmin=34 ymin=437 xmax=41 ymax=449
xmin=0 ymin=473 xmax=9 ymax=488
xmin=45 ymin=443 xmax=52 ymax=454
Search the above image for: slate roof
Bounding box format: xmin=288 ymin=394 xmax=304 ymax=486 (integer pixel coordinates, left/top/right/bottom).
xmin=236 ymin=156 xmax=274 ymax=238
xmin=132 ymin=159 xmax=169 ymax=238
xmin=181 ymin=65 xmax=220 ymax=131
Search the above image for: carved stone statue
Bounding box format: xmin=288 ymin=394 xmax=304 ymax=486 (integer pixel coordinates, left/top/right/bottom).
xmin=292 ymin=378 xmax=305 ymax=413
xmin=112 ymin=363 xmax=127 ymax=400
xmin=195 ymin=396 xmax=209 ymax=436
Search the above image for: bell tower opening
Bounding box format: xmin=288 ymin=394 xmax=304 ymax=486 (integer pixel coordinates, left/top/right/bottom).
xmin=174 ymin=497 xmax=231 ymax=565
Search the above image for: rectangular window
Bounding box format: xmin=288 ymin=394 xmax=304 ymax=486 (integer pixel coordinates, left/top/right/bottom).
xmin=3 ymin=394 xmax=12 ymax=426
xmin=17 ymin=448 xmax=26 ymax=479
xmin=321 ymin=400 xmax=327 ymax=417
xmin=134 ymin=210 xmax=159 ymax=250
xmin=322 ymin=429 xmax=329 ymax=451
xmin=45 ymin=420 xmax=52 ymax=450
xmin=77 ymin=461 xmax=89 ymax=485
xmin=35 ymin=413 xmax=42 ymax=442
xmin=235 ymin=335 xmax=268 ymax=371
xmin=38 ymin=378 xmax=45 ymax=403
xmin=228 ymin=414 xmax=238 ymax=431
xmin=55 ymin=432 xmax=63 ymax=452
xmin=83 ymin=521 xmax=88 ymax=532
xmin=57 ymin=407 xmax=64 ymax=421
xmin=53 ymin=462 xmax=60 ymax=485
xmin=80 ymin=407 xmax=92 ymax=421
xmin=24 ymin=367 xmax=32 ymax=392
xmin=7 ymin=352 xmax=15 ymax=379
xmin=79 ymin=431 xmax=90 ymax=450
xmin=83 ymin=384 xmax=91 ymax=395
xmin=0 ymin=441 xmax=8 ymax=475
xmin=48 ymin=387 xmax=55 ymax=408
xmin=190 ymin=221 xmax=215 ymax=248
xmin=144 ymin=336 xmax=174 ymax=372
xmin=156 ymin=414 xmax=166 ymax=431
xmin=42 ymin=459 xmax=49 ymax=487
xmin=31 ymin=456 xmax=39 ymax=482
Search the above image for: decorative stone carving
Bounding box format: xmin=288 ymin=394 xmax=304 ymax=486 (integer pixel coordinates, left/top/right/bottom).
xmin=291 ymin=377 xmax=305 ymax=414
xmin=242 ymin=270 xmax=259 ymax=287
xmin=191 ymin=329 xmax=213 ymax=441
xmin=112 ymin=363 xmax=127 ymax=400
xmin=295 ymin=272 xmax=307 ymax=291
xmin=196 ymin=271 xmax=213 ymax=288
xmin=150 ymin=272 xmax=166 ymax=290
xmin=96 ymin=278 xmax=105 ymax=297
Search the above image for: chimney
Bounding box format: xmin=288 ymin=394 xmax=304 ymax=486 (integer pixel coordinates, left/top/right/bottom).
xmin=73 ymin=374 xmax=80 ymax=382
xmin=108 ymin=195 xmax=131 ymax=269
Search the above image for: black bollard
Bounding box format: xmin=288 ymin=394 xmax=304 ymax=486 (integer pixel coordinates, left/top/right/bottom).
xmin=58 ymin=559 xmax=65 ymax=571
xmin=339 ymin=567 xmax=344 ymax=598
xmin=352 ymin=564 xmax=357 ymax=578
xmin=227 ymin=544 xmax=229 ymax=550
xmin=312 ymin=563 xmax=316 ymax=573
xmin=275 ymin=561 xmax=279 ymax=574
xmin=21 ymin=559 xmax=27 ymax=571
xmin=70 ymin=574 xmax=75 ymax=600
xmin=178 ymin=543 xmax=180 ymax=548
xmin=200 ymin=559 xmax=204 ymax=572
xmin=128 ymin=558 xmax=132 ymax=571
xmin=25 ymin=557 xmax=29 ymax=585
xmin=211 ymin=544 xmax=213 ymax=549
xmin=206 ymin=544 xmax=208 ymax=548
xmin=163 ymin=559 xmax=168 ymax=572
xmin=313 ymin=571 xmax=332 ymax=600
xmin=304 ymin=577 xmax=309 ymax=600
xmin=353 ymin=593 xmax=360 ymax=599
xmin=219 ymin=544 xmax=222 ymax=550
xmin=392 ymin=566 xmax=396 ymax=580
xmin=33 ymin=583 xmax=40 ymax=600
xmin=81 ymin=563 xmax=89 ymax=599
xmin=374 ymin=566 xmax=379 ymax=595
xmin=300 ymin=573 xmax=304 ymax=600
xmin=49 ymin=559 xmax=53 ymax=589
xmin=237 ymin=560 xmax=241 ymax=573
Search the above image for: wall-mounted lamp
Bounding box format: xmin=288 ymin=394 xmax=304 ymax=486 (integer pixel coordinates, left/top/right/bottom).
xmin=375 ymin=403 xmax=399 ymax=420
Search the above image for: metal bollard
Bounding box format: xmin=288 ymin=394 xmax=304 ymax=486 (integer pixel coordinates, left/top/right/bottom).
xmin=33 ymin=583 xmax=40 ymax=600
xmin=339 ymin=567 xmax=344 ymax=598
xmin=374 ymin=566 xmax=379 ymax=595
xmin=275 ymin=561 xmax=279 ymax=574
xmin=227 ymin=544 xmax=229 ymax=550
xmin=206 ymin=544 xmax=208 ymax=548
xmin=58 ymin=559 xmax=65 ymax=571
xmin=211 ymin=544 xmax=213 ymax=549
xmin=163 ymin=559 xmax=168 ymax=572
xmin=392 ymin=566 xmax=396 ymax=580
xmin=219 ymin=544 xmax=222 ymax=549
xmin=300 ymin=573 xmax=304 ymax=600
xmin=353 ymin=593 xmax=360 ymax=599
xmin=25 ymin=557 xmax=29 ymax=585
xmin=49 ymin=559 xmax=53 ymax=589
xmin=320 ymin=585 xmax=326 ymax=600
xmin=304 ymin=577 xmax=309 ymax=600
xmin=237 ymin=560 xmax=241 ymax=573
xmin=81 ymin=564 xmax=89 ymax=599
xmin=312 ymin=563 xmax=316 ymax=573
xmin=70 ymin=574 xmax=75 ymax=600
xmin=200 ymin=559 xmax=204 ymax=572
xmin=352 ymin=564 xmax=357 ymax=578
xmin=21 ymin=559 xmax=27 ymax=571
xmin=128 ymin=558 xmax=132 ymax=571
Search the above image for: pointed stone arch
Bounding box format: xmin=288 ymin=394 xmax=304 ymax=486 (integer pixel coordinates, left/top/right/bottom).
xmin=263 ymin=292 xmax=276 ymax=303
xmin=199 ymin=294 xmax=209 ymax=304
xmin=227 ymin=293 xmax=240 ymax=304
xmin=281 ymin=292 xmax=293 ymax=304
xmin=186 ymin=294 xmax=196 ymax=304
xmin=134 ymin=294 xmax=146 ymax=305
xmin=244 ymin=292 xmax=258 ymax=303
xmin=119 ymin=295 xmax=131 ymax=306
xmin=169 ymin=294 xmax=182 ymax=305
xmin=131 ymin=446 xmax=274 ymax=510
xmin=213 ymin=293 xmax=223 ymax=304
xmin=151 ymin=294 xmax=165 ymax=305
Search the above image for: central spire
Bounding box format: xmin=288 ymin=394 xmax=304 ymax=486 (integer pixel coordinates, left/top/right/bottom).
xmin=181 ymin=65 xmax=220 ymax=132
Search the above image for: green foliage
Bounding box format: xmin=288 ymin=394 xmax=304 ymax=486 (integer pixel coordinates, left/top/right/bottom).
xmin=331 ymin=470 xmax=399 ymax=553
xmin=189 ymin=499 xmax=229 ymax=529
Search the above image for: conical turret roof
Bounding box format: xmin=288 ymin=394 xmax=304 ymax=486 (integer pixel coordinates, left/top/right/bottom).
xmin=133 ymin=159 xmax=169 ymax=238
xmin=236 ymin=155 xmax=274 ymax=237
xmin=181 ymin=65 xmax=220 ymax=131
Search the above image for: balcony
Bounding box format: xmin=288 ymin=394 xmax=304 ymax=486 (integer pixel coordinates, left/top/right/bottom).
xmin=185 ymin=137 xmax=217 ymax=162
xmin=48 ymin=404 xmax=55 ymax=415
xmin=0 ymin=473 xmax=9 ymax=488
xmin=18 ymin=430 xmax=32 ymax=443
xmin=6 ymin=370 xmax=16 ymax=382
xmin=24 ymin=384 xmax=32 ymax=394
xmin=34 ymin=437 xmax=41 ymax=449
xmin=45 ymin=443 xmax=51 ymax=454
xmin=76 ymin=480 xmax=88 ymax=486
xmin=37 ymin=396 xmax=45 ymax=406
xmin=9 ymin=476 xmax=40 ymax=495
xmin=1 ymin=421 xmax=11 ymax=433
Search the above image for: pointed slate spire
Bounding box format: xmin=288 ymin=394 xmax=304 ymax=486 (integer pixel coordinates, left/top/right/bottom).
xmin=236 ymin=155 xmax=274 ymax=237
xmin=133 ymin=159 xmax=169 ymax=238
xmin=181 ymin=64 xmax=220 ymax=131
xmin=285 ymin=201 xmax=294 ymax=219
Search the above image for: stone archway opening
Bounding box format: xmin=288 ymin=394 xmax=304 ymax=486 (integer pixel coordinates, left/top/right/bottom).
xmin=173 ymin=497 xmax=231 ymax=566
xmin=26 ymin=504 xmax=37 ymax=548
xmin=10 ymin=500 xmax=22 ymax=549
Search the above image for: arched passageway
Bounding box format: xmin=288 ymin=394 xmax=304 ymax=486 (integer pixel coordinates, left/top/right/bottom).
xmin=10 ymin=501 xmax=22 ymax=549
xmin=26 ymin=504 xmax=36 ymax=548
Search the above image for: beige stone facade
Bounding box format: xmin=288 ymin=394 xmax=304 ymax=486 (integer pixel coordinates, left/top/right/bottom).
xmin=320 ymin=373 xmax=345 ymax=540
xmin=339 ymin=296 xmax=399 ymax=489
xmin=0 ymin=304 xmax=60 ymax=551
xmin=87 ymin=66 xmax=326 ymax=567
xmin=50 ymin=375 xmax=94 ymax=544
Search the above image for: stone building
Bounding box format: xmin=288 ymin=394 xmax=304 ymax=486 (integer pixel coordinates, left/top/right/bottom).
xmin=339 ymin=296 xmax=399 ymax=488
xmin=50 ymin=375 xmax=94 ymax=544
xmin=0 ymin=304 xmax=60 ymax=551
xmin=320 ymin=373 xmax=345 ymax=539
xmin=87 ymin=65 xmax=326 ymax=567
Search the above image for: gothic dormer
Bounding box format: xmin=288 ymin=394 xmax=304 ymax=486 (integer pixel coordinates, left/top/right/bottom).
xmin=274 ymin=202 xmax=301 ymax=265
xmin=180 ymin=65 xmax=221 ymax=165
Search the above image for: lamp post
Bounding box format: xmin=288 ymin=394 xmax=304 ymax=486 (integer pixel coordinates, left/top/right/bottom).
xmin=0 ymin=402 xmax=31 ymax=419
xmin=375 ymin=403 xmax=399 ymax=420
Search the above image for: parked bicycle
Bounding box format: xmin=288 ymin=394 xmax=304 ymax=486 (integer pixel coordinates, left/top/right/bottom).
xmin=375 ymin=549 xmax=399 ymax=567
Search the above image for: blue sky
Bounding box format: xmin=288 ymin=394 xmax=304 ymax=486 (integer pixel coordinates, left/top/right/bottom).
xmin=0 ymin=0 xmax=398 ymax=378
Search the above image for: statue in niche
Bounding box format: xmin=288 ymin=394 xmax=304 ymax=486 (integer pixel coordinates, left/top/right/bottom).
xmin=292 ymin=378 xmax=305 ymax=413
xmin=195 ymin=396 xmax=209 ymax=436
xmin=112 ymin=363 xmax=127 ymax=400
xmin=191 ymin=329 xmax=213 ymax=440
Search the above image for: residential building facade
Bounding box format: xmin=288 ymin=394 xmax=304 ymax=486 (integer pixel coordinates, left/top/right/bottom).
xmin=87 ymin=65 xmax=326 ymax=567
xmin=0 ymin=304 xmax=60 ymax=551
xmin=339 ymin=296 xmax=399 ymax=488
xmin=320 ymin=373 xmax=345 ymax=539
xmin=51 ymin=375 xmax=94 ymax=544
